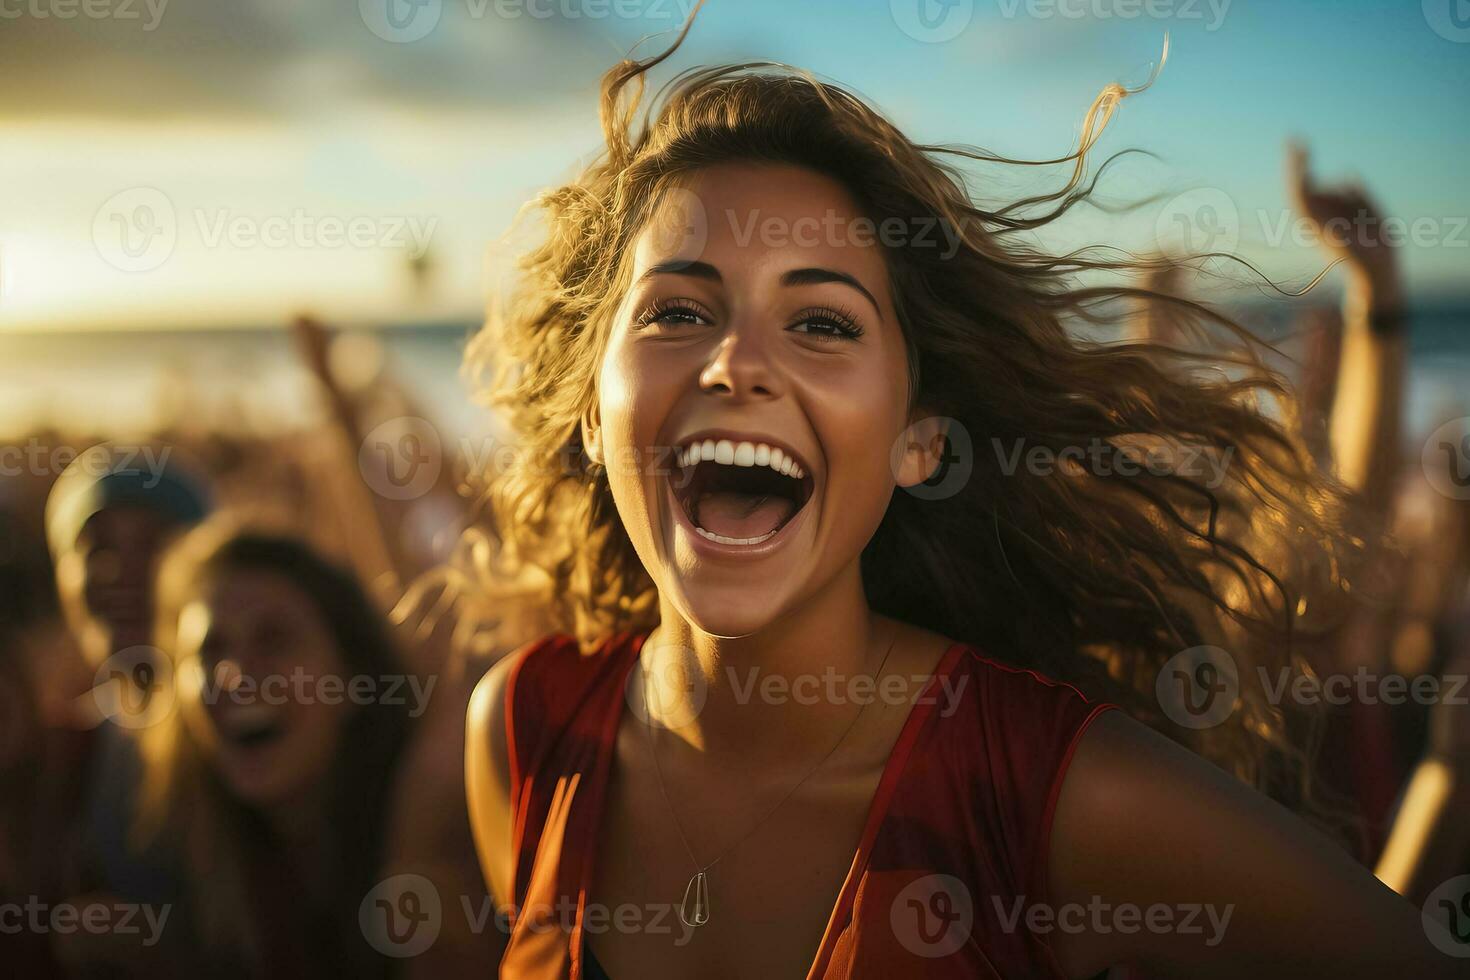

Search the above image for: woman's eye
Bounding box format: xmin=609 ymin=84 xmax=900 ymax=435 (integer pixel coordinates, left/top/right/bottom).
xmin=257 ymin=624 xmax=291 ymax=651
xmin=656 ymin=308 xmax=705 ymax=325
xmin=636 ymin=301 xmax=710 ymax=329
xmin=789 ymin=311 xmax=863 ymax=340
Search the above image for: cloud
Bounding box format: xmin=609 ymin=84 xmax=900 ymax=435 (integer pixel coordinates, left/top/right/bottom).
xmin=0 ymin=0 xmax=661 ymax=119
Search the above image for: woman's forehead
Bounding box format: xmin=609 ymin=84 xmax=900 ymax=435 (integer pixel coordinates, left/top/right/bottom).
xmin=629 ymin=163 xmax=893 ymax=305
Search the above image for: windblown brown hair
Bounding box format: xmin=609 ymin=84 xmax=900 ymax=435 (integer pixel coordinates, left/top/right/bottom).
xmin=456 ymin=18 xmax=1365 ymax=839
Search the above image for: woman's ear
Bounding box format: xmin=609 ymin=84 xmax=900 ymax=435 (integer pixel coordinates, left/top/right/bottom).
xmin=893 ymin=415 xmax=950 ymax=488
xmin=580 ymin=406 xmax=604 ymax=467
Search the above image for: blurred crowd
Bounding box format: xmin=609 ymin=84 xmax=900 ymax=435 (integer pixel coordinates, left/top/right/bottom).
xmin=1 ymin=151 xmax=1468 ymax=978
xmin=0 ymin=316 xmax=505 ymax=978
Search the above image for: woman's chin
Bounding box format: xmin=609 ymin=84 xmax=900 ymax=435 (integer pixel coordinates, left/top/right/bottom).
xmin=216 ymin=746 xmax=312 ymax=809
xmin=666 ymin=582 xmax=792 ymax=639
xmin=220 ymin=770 xmax=291 ymax=809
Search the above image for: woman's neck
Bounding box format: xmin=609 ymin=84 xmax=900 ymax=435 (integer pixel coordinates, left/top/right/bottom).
xmin=644 ymin=561 xmax=891 ymax=769
xmin=260 ymin=781 xmax=329 ymax=848
xmin=258 ymin=785 xmax=337 ymax=903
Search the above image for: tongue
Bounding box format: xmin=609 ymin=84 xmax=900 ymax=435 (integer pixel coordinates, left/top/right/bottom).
xmin=694 ymin=492 xmax=795 ymax=540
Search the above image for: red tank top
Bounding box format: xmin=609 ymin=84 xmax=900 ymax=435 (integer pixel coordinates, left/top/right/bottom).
xmin=499 ymin=631 xmax=1118 ymax=978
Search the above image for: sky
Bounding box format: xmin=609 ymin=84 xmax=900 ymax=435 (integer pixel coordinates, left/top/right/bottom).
xmin=0 ymin=0 xmax=1465 ymax=332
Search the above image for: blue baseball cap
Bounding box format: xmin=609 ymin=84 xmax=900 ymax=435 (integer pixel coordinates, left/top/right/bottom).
xmin=45 ymin=444 xmax=211 ymax=556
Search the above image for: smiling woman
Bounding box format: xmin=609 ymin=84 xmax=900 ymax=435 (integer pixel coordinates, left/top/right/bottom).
xmin=458 ymin=12 xmax=1462 ymax=980
xmin=135 ymin=521 xmax=413 ymax=978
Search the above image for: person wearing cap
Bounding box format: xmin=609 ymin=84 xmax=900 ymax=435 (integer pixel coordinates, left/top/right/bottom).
xmin=32 ymin=443 xmax=209 ymax=975
xmin=46 ymin=443 xmax=210 ymax=683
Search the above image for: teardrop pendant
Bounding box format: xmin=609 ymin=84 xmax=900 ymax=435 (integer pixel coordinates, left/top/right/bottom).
xmin=679 ymin=870 xmax=710 ymax=927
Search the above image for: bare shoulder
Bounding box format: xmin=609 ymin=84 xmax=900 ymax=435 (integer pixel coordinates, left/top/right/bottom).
xmin=464 ymin=646 xmax=529 ymax=908
xmin=467 ymin=651 xmax=518 ymax=774
xmin=1045 ymin=710 xmax=1460 ymax=979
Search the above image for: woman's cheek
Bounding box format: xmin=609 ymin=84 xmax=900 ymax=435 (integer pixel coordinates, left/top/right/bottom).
xmin=601 ymin=343 xmax=681 ymax=503
xmin=814 ymin=399 xmax=908 ymax=546
xmin=178 ymin=665 xmax=220 ymax=755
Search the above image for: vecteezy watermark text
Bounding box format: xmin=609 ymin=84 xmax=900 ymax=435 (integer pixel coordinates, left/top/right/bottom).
xmin=722 ymin=208 xmax=965 ymax=260
xmin=93 ymin=187 xmax=439 ymax=273
xmin=991 ymin=437 xmax=1234 ymax=489
xmin=993 ymin=0 xmax=1230 ymax=31
xmin=1259 ymin=666 xmax=1468 ymax=708
xmin=88 ymin=646 xmax=440 ymax=730
xmin=1157 ymin=645 xmax=1470 ymax=731
xmin=0 ymin=897 xmax=170 ymax=947
xmin=177 ymin=661 xmax=438 ymax=719
xmin=725 ymin=666 xmax=969 ymax=717
xmin=0 ymin=440 xmax=171 ymax=484
xmin=359 ymin=875 xmax=697 ymax=958
xmin=0 ymin=0 xmax=168 ymax=29
xmin=994 ymin=895 xmax=1234 ymax=946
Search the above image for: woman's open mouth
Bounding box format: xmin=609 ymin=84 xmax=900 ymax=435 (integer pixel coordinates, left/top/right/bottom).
xmin=670 ymin=436 xmax=815 ymax=547
xmin=216 ymin=702 xmax=287 ymax=751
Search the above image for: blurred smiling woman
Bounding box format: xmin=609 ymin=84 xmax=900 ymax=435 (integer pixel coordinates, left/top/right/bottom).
xmin=136 ymin=522 xmax=412 ymax=979
xmin=461 ymin=16 xmax=1462 ymax=980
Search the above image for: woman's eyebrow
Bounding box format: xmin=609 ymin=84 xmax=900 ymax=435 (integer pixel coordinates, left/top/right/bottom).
xmin=638 ymin=259 xmax=723 ymax=284
xmin=780 ymin=267 xmax=882 ymax=316
xmin=635 ymin=260 xmax=883 ymax=318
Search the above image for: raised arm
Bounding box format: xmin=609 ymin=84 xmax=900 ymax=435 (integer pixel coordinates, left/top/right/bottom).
xmin=1375 ymin=620 xmax=1470 ymax=904
xmin=1047 ymin=711 xmax=1463 ymax=978
xmin=291 ymin=314 xmax=409 ymax=597
xmin=1287 ymin=143 xmax=1405 ymax=517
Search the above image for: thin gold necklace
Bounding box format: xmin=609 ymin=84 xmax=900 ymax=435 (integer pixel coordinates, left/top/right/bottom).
xmin=638 ymin=625 xmax=900 ymax=929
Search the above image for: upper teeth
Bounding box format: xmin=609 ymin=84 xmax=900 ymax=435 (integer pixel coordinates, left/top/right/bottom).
xmin=222 ymin=702 xmax=280 ymax=734
xmin=675 ymin=439 xmax=806 ymax=480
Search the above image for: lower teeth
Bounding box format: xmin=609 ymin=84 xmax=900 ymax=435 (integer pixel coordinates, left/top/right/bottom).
xmin=694 ymin=525 xmax=780 ymax=546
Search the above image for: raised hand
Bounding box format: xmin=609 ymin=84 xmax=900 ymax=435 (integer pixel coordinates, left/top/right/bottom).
xmin=1286 ymin=141 xmax=1400 ymax=294
xmin=292 ymin=313 xmax=335 ymax=387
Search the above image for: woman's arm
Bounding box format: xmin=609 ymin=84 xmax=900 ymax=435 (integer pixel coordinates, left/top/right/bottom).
xmin=1375 ymin=758 xmax=1470 ymax=904
xmin=1376 ymin=626 xmax=1470 ymax=904
xmin=1047 ymin=711 xmax=1463 ymax=979
xmin=290 ymin=315 xmax=409 ymax=598
xmin=1287 ymin=143 xmax=1405 ymax=518
xmin=464 ymin=652 xmax=519 ymax=929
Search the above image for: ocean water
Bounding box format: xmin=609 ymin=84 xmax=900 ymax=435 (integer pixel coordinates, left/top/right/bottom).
xmin=2 ymin=304 xmax=1467 ymax=445
xmin=0 ymin=320 xmax=488 ymax=439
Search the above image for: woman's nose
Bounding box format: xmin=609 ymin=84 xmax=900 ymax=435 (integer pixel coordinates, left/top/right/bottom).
xmin=698 ymin=324 xmax=781 ymax=400
xmin=212 ymin=658 xmax=247 ymax=694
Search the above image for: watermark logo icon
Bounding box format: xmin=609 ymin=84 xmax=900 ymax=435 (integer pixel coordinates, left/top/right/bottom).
xmin=360 ymin=874 xmax=442 ymax=957
xmin=1423 ymin=0 xmax=1470 ymax=42
xmin=360 ymin=0 xmax=442 ymax=42
xmin=1156 ymin=646 xmax=1238 ymax=729
xmin=1422 ymin=416 xmax=1470 ymax=501
xmin=93 ymin=188 xmax=177 ymax=272
xmin=893 ymin=417 xmax=972 ymax=501
xmin=1155 ymin=188 xmax=1240 ymax=261
xmin=359 ymin=417 xmax=442 ymax=501
xmin=1423 ymin=874 xmax=1470 ymax=957
xmin=89 ymin=646 xmax=174 ymax=730
xmin=890 ymin=874 xmax=973 ymax=957
xmin=890 ymin=0 xmax=974 ymax=43
xmin=627 ymin=641 xmax=708 ymax=730
xmin=648 ymin=187 xmax=708 ymax=268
